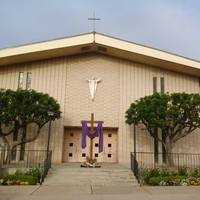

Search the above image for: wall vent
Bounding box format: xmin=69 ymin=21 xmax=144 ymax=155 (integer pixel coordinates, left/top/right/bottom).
xmin=81 ymin=46 xmax=91 ymax=51
xmin=97 ymin=46 xmax=107 ymax=52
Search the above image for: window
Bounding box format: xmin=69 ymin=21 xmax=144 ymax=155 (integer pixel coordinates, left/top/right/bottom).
xmin=69 ymin=153 xmax=73 ymax=157
xmin=18 ymin=72 xmax=24 ymax=89
xmin=160 ymin=77 xmax=166 ymax=163
xmin=70 ymin=133 xmax=74 ymax=137
xmin=95 ymin=153 xmax=98 ymax=157
xmin=152 ymin=76 xmax=166 ymax=163
xmin=160 ymin=77 xmax=165 ymax=93
xmin=108 ymin=154 xmax=112 ymax=158
xmin=153 ymin=77 xmax=157 ymax=93
xmin=95 ymin=143 xmax=98 ymax=147
xmin=153 ymin=77 xmax=165 ymax=93
xmin=69 ymin=143 xmax=73 ymax=147
xmin=108 ymin=143 xmax=112 ymax=147
xmin=82 ymin=153 xmax=86 ymax=157
xmin=26 ymin=72 xmax=32 ymax=89
xmin=108 ymin=133 xmax=112 ymax=137
xmin=153 ymin=77 xmax=158 ymax=163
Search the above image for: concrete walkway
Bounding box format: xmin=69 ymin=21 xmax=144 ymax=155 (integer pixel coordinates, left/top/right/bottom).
xmin=1 ymin=164 xmax=200 ymax=200
xmin=1 ymin=185 xmax=200 ymax=200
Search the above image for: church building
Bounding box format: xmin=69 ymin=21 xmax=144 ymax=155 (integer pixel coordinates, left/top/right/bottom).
xmin=0 ymin=32 xmax=200 ymax=165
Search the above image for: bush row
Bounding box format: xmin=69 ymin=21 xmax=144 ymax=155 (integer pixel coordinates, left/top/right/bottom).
xmin=0 ymin=167 xmax=42 ymax=185
xmin=140 ymin=167 xmax=200 ymax=186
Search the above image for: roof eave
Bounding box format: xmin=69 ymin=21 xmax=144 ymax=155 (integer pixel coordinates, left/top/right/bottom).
xmin=95 ymin=33 xmax=200 ymax=77
xmin=0 ymin=33 xmax=94 ymax=66
xmin=0 ymin=32 xmax=200 ymax=77
xmin=95 ymin=43 xmax=200 ymax=77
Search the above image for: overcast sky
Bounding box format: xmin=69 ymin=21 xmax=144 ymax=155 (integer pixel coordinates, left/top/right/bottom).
xmin=1 ymin=0 xmax=200 ymax=60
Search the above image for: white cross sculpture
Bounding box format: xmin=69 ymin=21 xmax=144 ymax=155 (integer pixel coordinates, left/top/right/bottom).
xmin=87 ymin=77 xmax=101 ymax=101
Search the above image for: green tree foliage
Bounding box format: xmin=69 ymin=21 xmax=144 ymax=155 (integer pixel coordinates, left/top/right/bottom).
xmin=126 ymin=92 xmax=200 ymax=165
xmin=0 ymin=89 xmax=61 ymax=152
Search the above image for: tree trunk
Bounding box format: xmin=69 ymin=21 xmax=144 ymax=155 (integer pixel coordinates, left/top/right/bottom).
xmin=5 ymin=145 xmax=11 ymax=165
xmin=165 ymin=136 xmax=174 ymax=167
xmin=1 ymin=136 xmax=11 ymax=164
xmin=20 ymin=126 xmax=27 ymax=161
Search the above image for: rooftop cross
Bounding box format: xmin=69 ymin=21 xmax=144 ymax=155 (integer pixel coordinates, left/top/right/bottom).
xmin=88 ymin=12 xmax=101 ymax=32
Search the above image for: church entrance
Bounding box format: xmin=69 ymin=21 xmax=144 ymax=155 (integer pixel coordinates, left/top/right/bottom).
xmin=62 ymin=127 xmax=118 ymax=163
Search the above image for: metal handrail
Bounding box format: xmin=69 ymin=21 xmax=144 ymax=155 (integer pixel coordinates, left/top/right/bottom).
xmin=130 ymin=151 xmax=200 ymax=185
xmin=0 ymin=149 xmax=52 ymax=184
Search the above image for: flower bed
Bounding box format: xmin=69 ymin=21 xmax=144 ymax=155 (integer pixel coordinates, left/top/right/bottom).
xmin=140 ymin=167 xmax=200 ymax=186
xmin=0 ymin=167 xmax=42 ymax=185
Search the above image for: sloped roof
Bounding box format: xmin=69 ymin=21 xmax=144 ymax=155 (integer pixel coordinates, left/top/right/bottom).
xmin=0 ymin=32 xmax=200 ymax=77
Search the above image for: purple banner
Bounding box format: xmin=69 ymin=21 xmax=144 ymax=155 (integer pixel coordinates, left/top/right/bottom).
xmin=81 ymin=121 xmax=103 ymax=153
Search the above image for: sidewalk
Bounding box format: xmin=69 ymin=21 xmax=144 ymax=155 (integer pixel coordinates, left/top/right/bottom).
xmin=1 ymin=185 xmax=200 ymax=200
xmin=1 ymin=164 xmax=200 ymax=200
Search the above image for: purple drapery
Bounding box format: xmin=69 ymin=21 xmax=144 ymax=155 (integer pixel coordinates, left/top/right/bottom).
xmin=81 ymin=121 xmax=103 ymax=153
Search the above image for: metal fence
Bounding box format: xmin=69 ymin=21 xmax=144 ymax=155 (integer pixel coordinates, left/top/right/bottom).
xmin=0 ymin=149 xmax=52 ymax=184
xmin=40 ymin=150 xmax=52 ymax=184
xmin=131 ymin=152 xmax=200 ymax=184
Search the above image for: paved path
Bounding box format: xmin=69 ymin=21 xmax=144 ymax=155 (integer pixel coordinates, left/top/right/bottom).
xmin=1 ymin=185 xmax=200 ymax=200
xmin=43 ymin=163 xmax=138 ymax=187
xmin=1 ymin=164 xmax=200 ymax=200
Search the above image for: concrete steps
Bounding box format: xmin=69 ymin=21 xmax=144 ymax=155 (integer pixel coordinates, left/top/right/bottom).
xmin=44 ymin=163 xmax=138 ymax=186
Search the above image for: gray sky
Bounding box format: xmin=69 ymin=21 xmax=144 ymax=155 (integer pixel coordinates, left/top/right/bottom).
xmin=1 ymin=0 xmax=200 ymax=60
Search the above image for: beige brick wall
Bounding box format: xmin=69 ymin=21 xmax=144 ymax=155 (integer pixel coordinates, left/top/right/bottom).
xmin=64 ymin=53 xmax=120 ymax=127
xmin=118 ymin=59 xmax=200 ymax=163
xmin=0 ymin=53 xmax=199 ymax=164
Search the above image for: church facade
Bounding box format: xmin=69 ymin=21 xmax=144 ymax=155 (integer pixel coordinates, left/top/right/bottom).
xmin=0 ymin=32 xmax=200 ymax=165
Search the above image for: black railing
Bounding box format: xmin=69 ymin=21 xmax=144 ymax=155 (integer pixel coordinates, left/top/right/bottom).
xmin=40 ymin=150 xmax=52 ymax=184
xmin=131 ymin=152 xmax=200 ymax=184
xmin=0 ymin=149 xmax=52 ymax=184
xmin=0 ymin=149 xmax=47 ymax=168
xmin=131 ymin=153 xmax=140 ymax=184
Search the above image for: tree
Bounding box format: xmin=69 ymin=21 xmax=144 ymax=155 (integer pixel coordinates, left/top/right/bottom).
xmin=126 ymin=92 xmax=200 ymax=166
xmin=0 ymin=89 xmax=18 ymax=151
xmin=11 ymin=90 xmax=61 ymax=149
xmin=0 ymin=89 xmax=61 ymax=162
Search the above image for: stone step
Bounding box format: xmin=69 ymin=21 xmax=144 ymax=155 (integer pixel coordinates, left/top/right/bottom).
xmin=51 ymin=171 xmax=133 ymax=174
xmin=44 ymin=163 xmax=138 ymax=186
xmin=48 ymin=174 xmax=135 ymax=178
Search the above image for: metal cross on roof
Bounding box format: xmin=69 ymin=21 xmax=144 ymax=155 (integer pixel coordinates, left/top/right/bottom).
xmin=88 ymin=12 xmax=101 ymax=32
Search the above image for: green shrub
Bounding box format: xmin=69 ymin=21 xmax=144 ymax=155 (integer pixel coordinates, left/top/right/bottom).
xmin=0 ymin=167 xmax=42 ymax=185
xmin=141 ymin=168 xmax=171 ymax=184
xmin=26 ymin=167 xmax=41 ymax=181
xmin=140 ymin=167 xmax=199 ymax=186
xmin=190 ymin=168 xmax=200 ymax=178
xmin=148 ymin=176 xmax=162 ymax=186
xmin=178 ymin=167 xmax=188 ymax=176
xmin=2 ymin=173 xmax=38 ymax=185
xmin=187 ymin=177 xmax=200 ymax=186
